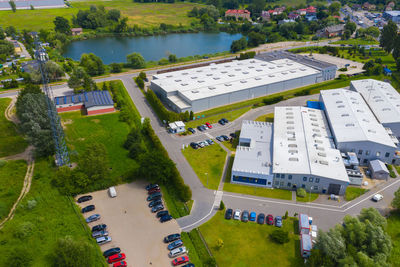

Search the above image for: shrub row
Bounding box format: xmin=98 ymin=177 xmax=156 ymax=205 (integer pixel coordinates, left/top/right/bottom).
xmin=294 ymin=88 xmax=311 ymax=96
xmin=262 ymin=95 xmax=284 ymax=105
xmin=185 ymin=229 xmax=217 ymax=267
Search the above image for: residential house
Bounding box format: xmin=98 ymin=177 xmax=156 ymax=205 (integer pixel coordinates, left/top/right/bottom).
xmin=321 ymin=24 xmax=345 ymax=38
xmin=297 ymin=8 xmax=307 ymax=15
xmin=71 ymin=28 xmax=83 ymax=36
xmin=225 ymin=9 xmax=251 ymax=20
xmin=278 ymin=19 xmax=296 ymax=25
xmin=306 ymin=6 xmax=316 ymax=14
xmin=352 ymin=4 xmax=362 ymax=10
xmin=363 ymin=2 xmax=376 ymax=10
xmin=288 ymin=12 xmax=300 ymax=20
xmin=261 ymin=11 xmax=271 ymax=21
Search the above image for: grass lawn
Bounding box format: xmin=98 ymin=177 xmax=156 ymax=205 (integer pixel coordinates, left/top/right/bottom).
xmin=0 ymin=160 xmax=27 ymax=220
xmin=0 ymin=98 xmax=28 ymax=158
xmin=255 ymin=113 xmax=274 ymax=122
xmin=387 ymin=211 xmax=400 ymax=265
xmin=182 ymin=144 xmax=227 ymax=190
xmin=0 ymin=159 xmax=107 ymax=266
xmin=331 ymin=38 xmax=379 ymax=46
xmin=200 ymin=211 xmax=304 ymax=267
xmin=296 ymin=192 xmax=319 ymax=202
xmin=0 ymin=0 xmax=201 ymax=31
xmin=345 ymin=187 xmax=368 ymax=201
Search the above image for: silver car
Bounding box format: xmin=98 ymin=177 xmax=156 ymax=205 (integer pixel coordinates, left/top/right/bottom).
xmin=86 ymin=214 xmax=101 ymax=223
xmin=96 ymin=236 xmax=112 ymax=245
xmin=169 ymin=246 xmax=187 ymax=258
xmin=92 ymin=230 xmax=109 ymax=238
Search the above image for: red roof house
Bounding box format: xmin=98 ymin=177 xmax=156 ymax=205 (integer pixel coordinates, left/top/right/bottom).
xmin=225 ymin=9 xmax=251 ymax=20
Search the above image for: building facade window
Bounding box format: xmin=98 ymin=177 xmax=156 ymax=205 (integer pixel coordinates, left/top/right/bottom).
xmin=280 ymin=181 xmax=284 ymax=186
xmin=309 ymin=177 xmax=313 ymax=182
xmin=276 ymin=174 xmax=280 ymax=178
xmin=358 ymin=150 xmax=363 ymax=155
xmin=313 ymin=186 xmax=318 ymax=190
xmin=302 ymin=184 xmax=306 ymax=188
xmin=363 ymin=159 xmax=368 ymax=164
xmin=385 ymin=152 xmax=390 ymax=158
xmin=275 ymin=181 xmax=279 ymax=185
xmin=281 ymin=174 xmax=285 ymax=179
xmin=315 ymin=178 xmax=320 ymax=183
xmin=366 ymin=150 xmax=370 ymax=155
xmin=303 ymin=177 xmax=307 ymax=181
xmin=287 ymin=182 xmax=291 ymax=187
xmin=376 ymin=151 xmax=381 ymax=157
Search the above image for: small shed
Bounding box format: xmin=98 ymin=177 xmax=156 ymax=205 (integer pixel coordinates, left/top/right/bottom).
xmin=168 ymin=121 xmax=186 ymax=133
xmin=300 ymin=234 xmax=312 ymax=258
xmin=369 ymin=160 xmax=389 ymax=180
xmin=299 ymin=214 xmax=310 ymax=235
xmin=71 ymin=28 xmax=83 ymax=36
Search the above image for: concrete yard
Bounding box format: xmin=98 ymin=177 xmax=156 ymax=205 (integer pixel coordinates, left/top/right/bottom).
xmin=76 ymin=181 xmax=181 ymax=267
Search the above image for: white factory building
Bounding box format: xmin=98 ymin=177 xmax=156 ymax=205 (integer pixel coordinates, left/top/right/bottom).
xmin=273 ymin=106 xmax=349 ymax=195
xmin=231 ymin=120 xmax=274 ymax=187
xmin=350 ymin=79 xmax=400 ymax=141
xmin=150 ymin=58 xmax=325 ymax=113
xmin=320 ymin=89 xmax=399 ymax=165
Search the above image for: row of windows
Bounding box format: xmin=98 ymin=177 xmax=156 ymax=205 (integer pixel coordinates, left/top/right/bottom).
xmin=274 ymin=181 xmax=319 ymax=190
xmin=275 ymin=174 xmax=320 ymax=183
xmin=357 ymin=149 xmax=390 ymax=158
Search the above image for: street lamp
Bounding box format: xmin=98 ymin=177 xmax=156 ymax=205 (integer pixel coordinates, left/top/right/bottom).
xmin=205 ymin=172 xmax=208 ymax=187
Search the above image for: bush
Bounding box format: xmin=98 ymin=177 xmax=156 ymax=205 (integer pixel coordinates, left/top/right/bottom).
xmin=338 ymin=67 xmax=348 ymax=71
xmin=219 ymin=200 xmax=225 ymax=210
xmin=263 ymin=95 xmax=284 ymax=105
xmin=135 ymin=76 xmax=144 ymax=89
xmin=284 ymin=211 xmax=288 ymax=219
xmin=145 ymin=89 xmax=187 ymax=122
xmin=270 ymin=229 xmax=289 ymax=244
xmin=297 ymin=188 xmax=306 ymax=198
xmin=294 ymin=89 xmax=311 ymax=96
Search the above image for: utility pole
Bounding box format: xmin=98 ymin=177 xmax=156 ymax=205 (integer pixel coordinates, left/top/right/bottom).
xmin=205 ymin=172 xmax=208 ymax=187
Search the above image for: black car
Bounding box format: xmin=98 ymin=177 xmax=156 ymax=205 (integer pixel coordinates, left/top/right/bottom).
xmin=164 ymin=233 xmax=181 ymax=243
xmin=156 ymin=210 xmax=169 ymax=218
xmin=81 ymin=205 xmax=95 ymax=213
xmin=190 ymin=142 xmax=199 ymax=149
xmin=188 ymin=128 xmax=196 ymax=134
xmin=221 ymin=135 xmax=229 ymax=141
xmin=257 ymin=213 xmax=265 ymax=224
xmin=77 ymin=195 xmax=92 ymax=203
xmin=225 ymin=208 xmax=233 ymax=220
xmin=92 ymin=224 xmax=107 ymax=232
xmin=197 ymin=125 xmax=204 ymax=131
xmin=218 ymin=119 xmax=225 ymax=125
xmin=241 ymin=210 xmax=249 ymax=222
xmin=160 ymin=214 xmax=173 ymax=223
xmin=229 ymin=133 xmax=237 ymax=138
xmin=147 ymin=192 xmax=162 ymax=201
xmin=148 ymin=199 xmax=162 ymax=208
xmin=151 ymin=204 xmax=164 ymax=213
xmin=221 ymin=118 xmax=229 ymax=123
xmin=146 ymin=183 xmax=159 ymax=191
xmin=182 ymin=264 xmax=195 ymax=267
xmin=103 ymin=247 xmax=121 ymax=258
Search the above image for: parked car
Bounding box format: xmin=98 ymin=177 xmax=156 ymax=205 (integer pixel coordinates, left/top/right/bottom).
xmin=221 ymin=118 xmax=229 ymax=124
xmin=147 ymin=192 xmax=162 ymax=201
xmin=160 ymin=214 xmax=173 ymax=223
xmin=275 ymin=216 xmax=283 ymax=227
xmin=249 ymin=212 xmax=256 ymax=222
xmin=146 ymin=183 xmax=159 ymax=191
xmin=172 ymin=256 xmax=189 ymax=266
xmin=81 ymin=205 xmax=95 ymax=213
xmin=152 ymin=204 xmax=164 ymax=213
xmin=233 ymin=209 xmax=241 ymax=220
xmin=241 ymin=210 xmax=249 ymax=222
xmin=188 ymin=128 xmax=195 ymax=134
xmin=164 ymin=233 xmax=181 ymax=243
xmin=230 ymin=133 xmax=237 ymax=138
xmin=182 ymin=264 xmax=195 ymax=267
xmin=169 ymin=246 xmax=187 ymax=258
xmin=205 ymin=122 xmax=212 ymax=129
xmin=96 ymin=236 xmax=112 ymax=245
xmin=77 ymin=195 xmax=92 ymax=203
xmin=86 ymin=214 xmax=101 ymax=223
xmin=225 ymin=208 xmax=233 ymax=220
xmin=149 ymin=199 xmax=162 ymax=207
xmin=190 ymin=142 xmax=199 ymax=149
xmin=108 ymin=253 xmax=126 ymax=264
xmin=266 ymin=214 xmax=274 ymax=225
xmin=92 ymin=224 xmax=107 ymax=232
xmin=199 ymin=141 xmax=208 ymax=147
xmin=372 ymin=194 xmax=383 ymax=202
xmin=221 ymin=135 xmax=229 ymax=141
xmin=197 ymin=125 xmax=204 ymax=132
xmin=216 ymin=136 xmax=224 ymax=142
xmin=157 ymin=210 xmax=169 ymax=218
xmin=168 ymin=239 xmax=183 ymax=250
xmin=257 ymin=213 xmax=265 ymax=224
xmin=202 ymin=125 xmax=208 ymax=130
xmin=197 ymin=141 xmax=205 ymax=148
xmin=148 ymin=187 xmax=161 ymax=194
xmin=218 ymin=119 xmax=225 ymax=125
xmin=92 ymin=230 xmax=109 ymax=238
xmin=206 ymin=139 xmax=214 ymax=145
xmin=113 ymin=261 xmax=127 ymax=267
xmin=103 ymin=247 xmax=121 ymax=258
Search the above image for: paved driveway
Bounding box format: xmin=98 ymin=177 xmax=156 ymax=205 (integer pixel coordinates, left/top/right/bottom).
xmin=77 ymin=181 xmax=180 ymax=267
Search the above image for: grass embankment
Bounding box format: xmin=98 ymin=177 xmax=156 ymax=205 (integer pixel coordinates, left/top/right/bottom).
xmin=0 ymin=160 xmax=27 ymax=220
xmin=331 ymin=38 xmax=379 ymax=46
xmin=0 ymin=0 xmax=201 ymax=31
xmin=255 ymin=113 xmax=274 ymax=122
xmin=296 ymin=192 xmax=319 ymax=202
xmin=0 ymin=98 xmax=28 ymax=158
xmin=0 ymin=159 xmax=107 ymax=266
xmin=200 ymin=211 xmax=303 ymax=267
xmin=182 ymin=144 xmax=227 ymax=190
xmin=388 ymin=211 xmax=400 ymax=264
xmin=345 ymin=187 xmax=368 ymax=201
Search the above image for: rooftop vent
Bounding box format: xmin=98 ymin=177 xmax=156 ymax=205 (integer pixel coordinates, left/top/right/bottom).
xmin=213 ymin=77 xmax=220 ymax=80
xmin=332 ymin=92 xmax=340 ymax=96
xmin=289 ymin=150 xmax=298 ymax=154
xmin=191 ymin=90 xmax=199 ymax=93
xmin=345 ymin=123 xmax=355 ymax=127
xmin=288 ymin=144 xmax=297 ymax=148
xmin=338 ymin=105 xmax=345 ymax=108
xmin=175 ymin=79 xmax=182 ymax=82
xmin=255 ymin=77 xmax=262 ymax=80
xmin=287 ymin=126 xmax=295 ymax=130
xmin=319 ymin=160 xmax=329 ymax=165
xmin=208 ymin=86 xmax=216 ymax=90
xmin=196 ymin=70 xmax=203 ymax=72
xmin=382 ymin=108 xmax=391 ymax=111
xmin=235 ymin=68 xmax=241 ymax=71
xmin=225 ymin=83 xmax=232 ymax=86
xmin=318 ymin=152 xmax=327 ymax=157
xmin=206 ymin=74 xmax=213 ymax=76
xmin=341 ymin=114 xmax=349 ymax=117
xmin=268 ymin=66 xmax=275 ymax=69
xmin=336 ymin=100 xmax=343 ymax=104
xmin=243 ymin=71 xmax=249 ymax=74
xmin=198 ymin=80 xmax=205 ymax=83
xmin=289 ymin=157 xmax=299 ymax=161
xmin=286 ymin=121 xmax=294 ymax=124
xmin=269 ymin=74 xmax=275 ymax=77
xmin=368 ymin=129 xmax=376 ymax=133
xmin=166 ymin=75 xmax=173 ymax=78
xmin=191 ymin=76 xmax=197 ymax=79
xmin=228 ymin=74 xmax=235 ymax=77
xmin=182 ymin=72 xmax=188 ymax=75
xmin=240 ymin=80 xmax=247 ymax=83
xmin=221 ymin=71 xmax=227 ymax=74
xmin=181 ymin=83 xmax=188 ymax=86
xmin=256 ymin=69 xmax=262 ymax=72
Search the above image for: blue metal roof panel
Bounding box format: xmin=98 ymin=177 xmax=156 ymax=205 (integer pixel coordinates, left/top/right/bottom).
xmin=299 ymin=214 xmax=309 ymax=228
xmin=301 ymin=234 xmax=312 ymax=251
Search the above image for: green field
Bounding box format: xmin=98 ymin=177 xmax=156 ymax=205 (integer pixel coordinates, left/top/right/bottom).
xmin=388 ymin=211 xmax=400 ymax=264
xmin=0 ymin=98 xmax=28 ymax=158
xmin=0 ymin=159 xmax=107 ymax=266
xmin=0 ymin=0 xmax=201 ymax=31
xmin=296 ymin=192 xmax=319 ymax=202
xmin=345 ymin=187 xmax=368 ymax=201
xmin=182 ymin=144 xmax=227 ymax=190
xmin=0 ymin=160 xmax=27 ymax=220
xmin=200 ymin=211 xmax=303 ymax=267
xmin=255 ymin=113 xmax=274 ymax=122
xmin=331 ymin=38 xmax=379 ymax=46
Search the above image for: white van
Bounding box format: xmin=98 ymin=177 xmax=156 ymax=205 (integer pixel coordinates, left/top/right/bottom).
xmin=169 ymin=246 xmax=187 ymax=258
xmin=108 ymin=187 xmax=117 ymax=198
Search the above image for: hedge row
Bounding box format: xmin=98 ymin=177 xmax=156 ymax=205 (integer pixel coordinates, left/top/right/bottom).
xmin=263 ymin=95 xmax=284 ymax=105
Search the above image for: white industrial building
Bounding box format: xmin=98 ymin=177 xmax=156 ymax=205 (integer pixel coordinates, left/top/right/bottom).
xmin=273 ymin=106 xmax=349 ymax=195
xmin=350 ymin=79 xmax=400 ymax=140
xmin=231 ymin=120 xmax=274 ymax=187
xmin=150 ymin=58 xmax=324 ymax=113
xmin=320 ymin=89 xmax=398 ymax=165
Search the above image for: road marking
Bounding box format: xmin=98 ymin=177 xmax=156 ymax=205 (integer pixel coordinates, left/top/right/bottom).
xmin=213 ymin=191 xmax=223 ymax=207
xmin=205 ymin=133 xmax=214 ymax=139
xmin=180 ymin=207 xmax=215 ymax=231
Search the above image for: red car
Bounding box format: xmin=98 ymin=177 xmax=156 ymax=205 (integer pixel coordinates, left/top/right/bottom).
xmin=113 ymin=261 xmax=127 ymax=267
xmin=266 ymin=214 xmax=274 ymax=225
xmin=205 ymin=122 xmax=212 ymax=129
xmin=172 ymin=256 xmax=189 ymax=266
xmin=108 ymin=253 xmax=126 ymax=264
xmin=148 ymin=187 xmax=161 ymax=194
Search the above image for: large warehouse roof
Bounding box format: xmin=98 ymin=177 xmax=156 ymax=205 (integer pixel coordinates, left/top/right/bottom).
xmin=350 ymin=79 xmax=400 ymax=124
xmin=320 ymin=89 xmax=396 ymax=148
xmin=273 ymin=106 xmax=349 ymax=182
xmin=152 ymin=58 xmax=320 ymax=102
xmin=232 ymin=120 xmax=273 ymax=176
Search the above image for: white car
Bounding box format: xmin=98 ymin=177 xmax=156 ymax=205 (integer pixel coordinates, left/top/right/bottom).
xmin=169 ymin=246 xmax=187 ymax=258
xmin=233 ymin=209 xmax=241 ymax=220
xmin=372 ymin=194 xmax=383 ymax=202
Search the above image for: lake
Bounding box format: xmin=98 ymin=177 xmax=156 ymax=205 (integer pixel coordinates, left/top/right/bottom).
xmin=62 ymin=32 xmax=242 ymax=64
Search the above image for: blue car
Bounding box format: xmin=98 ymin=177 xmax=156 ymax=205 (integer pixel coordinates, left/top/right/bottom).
xmin=168 ymin=239 xmax=183 ymax=250
xmin=275 ymin=216 xmax=283 ymax=227
xmin=249 ymin=212 xmax=256 ymax=222
xmin=86 ymin=214 xmax=101 ymax=223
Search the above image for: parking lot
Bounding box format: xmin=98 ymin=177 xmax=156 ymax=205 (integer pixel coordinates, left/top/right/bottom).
xmin=76 ymin=181 xmax=180 ymax=267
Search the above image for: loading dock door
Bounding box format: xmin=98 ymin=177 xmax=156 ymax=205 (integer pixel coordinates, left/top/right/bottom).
xmin=328 ymin=184 xmax=341 ymax=195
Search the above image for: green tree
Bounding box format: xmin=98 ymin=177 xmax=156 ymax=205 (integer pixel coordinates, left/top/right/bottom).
xmin=219 ymin=200 xmax=225 ymax=210
xmin=168 ymin=54 xmax=177 ymax=63
xmin=9 ymin=247 xmax=33 ymax=267
xmin=126 ymin=52 xmax=146 ymax=69
xmin=248 ymin=31 xmax=266 ymax=47
xmin=392 ymin=187 xmax=400 ymax=210
xmin=392 ymin=34 xmax=400 ymax=60
xmin=9 ymin=0 xmax=16 ymax=12
xmin=114 ymin=17 xmax=128 ymax=33
xmin=329 ymin=2 xmax=341 ymax=14
xmin=53 ymin=16 xmax=71 ymax=35
xmin=270 ymin=229 xmax=289 ymax=244
xmin=107 ymin=9 xmax=121 ymax=21
xmin=365 ymin=26 xmax=380 ymax=38
xmin=110 ymin=63 xmax=122 ymax=73
xmin=79 ymin=143 xmax=110 ymax=181
xmin=344 ymin=22 xmax=356 ymax=35
xmin=52 ymin=236 xmax=96 ymax=267
xmin=0 ymin=40 xmax=14 ymax=56
xmin=138 ymin=152 xmax=176 ymax=184
xmin=358 ymin=207 xmax=387 ymax=229
xmin=380 ymin=20 xmax=398 ymax=54
xmin=31 ymin=60 xmax=64 ymax=83
xmin=138 ymin=71 xmax=147 ymax=80
xmin=217 ymin=238 xmax=224 ymax=249
xmin=230 ymin=37 xmax=247 ymax=53
xmin=135 ymin=76 xmax=144 ymax=89
xmin=80 ymin=53 xmax=104 ymax=76
xmin=5 ymin=26 xmax=16 ymax=36
xmin=0 ymin=27 xmax=5 ymax=40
